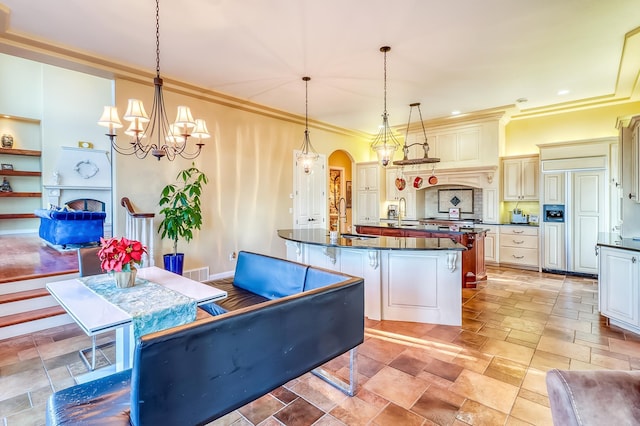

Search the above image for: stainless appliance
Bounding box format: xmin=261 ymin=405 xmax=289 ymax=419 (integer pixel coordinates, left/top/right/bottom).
xmin=387 ymin=204 xmax=398 ymax=219
xmin=543 ymin=204 xmax=565 ymax=222
xmin=419 ymin=218 xmax=478 ymax=229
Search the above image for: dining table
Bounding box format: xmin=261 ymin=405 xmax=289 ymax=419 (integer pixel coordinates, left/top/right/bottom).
xmin=46 ymin=266 xmax=227 ymax=383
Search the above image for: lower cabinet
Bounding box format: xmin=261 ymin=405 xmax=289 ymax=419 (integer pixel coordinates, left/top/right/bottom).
xmin=483 ymin=225 xmax=498 ymax=264
xmin=598 ymin=245 xmax=640 ymax=333
xmin=498 ymin=225 xmax=539 ymax=269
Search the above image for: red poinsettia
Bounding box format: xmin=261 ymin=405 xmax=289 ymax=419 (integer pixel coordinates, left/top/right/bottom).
xmin=98 ymin=237 xmax=147 ymax=272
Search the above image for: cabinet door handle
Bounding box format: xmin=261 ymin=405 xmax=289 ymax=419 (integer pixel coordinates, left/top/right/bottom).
xmin=512 ymin=255 xmax=525 ymax=259
xmin=513 ymin=240 xmax=525 ymax=244
xmin=513 ymin=230 xmax=524 ymax=234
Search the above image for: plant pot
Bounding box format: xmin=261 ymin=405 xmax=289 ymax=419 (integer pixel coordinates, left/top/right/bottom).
xmin=110 ymin=267 xmax=137 ymax=288
xmin=163 ymin=253 xmax=185 ymax=275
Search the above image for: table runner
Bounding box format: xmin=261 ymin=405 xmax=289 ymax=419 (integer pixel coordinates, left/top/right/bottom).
xmin=78 ymin=274 xmax=197 ymax=339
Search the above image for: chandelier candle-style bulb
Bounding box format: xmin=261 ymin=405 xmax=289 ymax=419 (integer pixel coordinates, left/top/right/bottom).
xmin=98 ymin=106 xmax=123 ymax=135
xmin=123 ymin=99 xmax=150 ymax=122
xmin=174 ymin=106 xmax=196 ymax=129
xmin=125 ymin=119 xmax=147 ymax=138
xmin=191 ymin=119 xmax=210 ymax=140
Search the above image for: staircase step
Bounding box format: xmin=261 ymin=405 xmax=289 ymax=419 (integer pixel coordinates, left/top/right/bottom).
xmin=0 ymin=306 xmax=66 ymax=328
xmin=0 ymin=288 xmax=50 ymax=304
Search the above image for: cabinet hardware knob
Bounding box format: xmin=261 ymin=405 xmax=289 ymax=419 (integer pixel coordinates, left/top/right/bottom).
xmin=512 ymin=255 xmax=525 ymax=259
xmin=514 ymin=240 xmax=524 ymax=244
xmin=633 ymin=257 xmax=637 ymax=264
xmin=513 ymin=230 xmax=524 ymax=234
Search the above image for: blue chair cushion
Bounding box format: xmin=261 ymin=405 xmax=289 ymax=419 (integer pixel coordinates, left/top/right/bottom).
xmin=304 ymin=267 xmax=349 ymax=291
xmin=233 ymin=251 xmax=308 ymax=299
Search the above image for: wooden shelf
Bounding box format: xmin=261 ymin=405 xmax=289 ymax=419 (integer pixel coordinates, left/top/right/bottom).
xmin=0 ymin=148 xmax=41 ymax=157
xmin=0 ymin=213 xmax=37 ymax=219
xmin=0 ymin=192 xmax=42 ymax=198
xmin=0 ymin=170 xmax=41 ymax=177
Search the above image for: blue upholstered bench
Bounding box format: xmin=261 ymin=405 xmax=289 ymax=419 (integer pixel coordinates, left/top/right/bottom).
xmin=34 ymin=208 xmax=106 ymax=248
xmin=46 ymin=251 xmax=364 ymax=426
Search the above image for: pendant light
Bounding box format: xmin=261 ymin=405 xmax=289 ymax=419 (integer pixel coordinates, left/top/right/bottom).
xmin=297 ymin=76 xmax=319 ymax=174
xmin=370 ymin=46 xmax=402 ymax=167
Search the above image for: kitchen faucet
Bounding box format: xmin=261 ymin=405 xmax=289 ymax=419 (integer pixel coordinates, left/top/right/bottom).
xmin=336 ymin=197 xmax=347 ymax=235
xmin=398 ymin=197 xmax=406 ymax=226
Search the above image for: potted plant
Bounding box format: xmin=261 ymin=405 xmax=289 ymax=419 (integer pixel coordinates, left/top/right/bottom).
xmin=158 ymin=163 xmax=208 ymax=275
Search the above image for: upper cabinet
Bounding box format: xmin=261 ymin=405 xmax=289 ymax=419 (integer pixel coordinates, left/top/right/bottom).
xmin=502 ymin=155 xmax=539 ymax=201
xmin=402 ymin=116 xmax=502 ymax=171
xmin=355 ymin=162 xmax=383 ymax=224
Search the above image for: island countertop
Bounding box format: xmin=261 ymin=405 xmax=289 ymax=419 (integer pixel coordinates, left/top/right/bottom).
xmin=277 ymin=229 xmax=467 ymax=251
xmin=597 ymin=233 xmax=640 ymax=253
xmin=357 ymin=223 xmax=490 ymax=234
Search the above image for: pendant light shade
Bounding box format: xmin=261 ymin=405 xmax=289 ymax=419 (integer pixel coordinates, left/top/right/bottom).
xmin=370 ymin=46 xmax=402 ymax=167
xmin=297 ymin=76 xmax=319 ymax=174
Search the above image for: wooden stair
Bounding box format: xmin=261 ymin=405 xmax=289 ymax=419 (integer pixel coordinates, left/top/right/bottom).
xmin=0 ymin=275 xmax=75 ymax=340
xmin=0 ymin=306 xmax=66 ymax=328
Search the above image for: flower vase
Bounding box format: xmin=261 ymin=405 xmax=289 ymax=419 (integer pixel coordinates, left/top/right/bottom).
xmin=112 ymin=267 xmax=137 ymax=288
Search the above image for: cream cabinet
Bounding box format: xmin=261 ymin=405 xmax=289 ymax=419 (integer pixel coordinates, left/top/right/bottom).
xmin=543 ymin=222 xmax=565 ymax=271
xmin=499 ymin=225 xmax=539 ymax=269
xmin=356 ymin=162 xmax=382 ymax=224
xmin=543 ymin=172 xmax=565 ymax=205
xmin=483 ymin=225 xmax=498 ymax=264
xmin=502 ymin=156 xmax=539 ymax=201
xmin=385 ymin=167 xmax=405 ymax=201
xmin=357 ymin=162 xmax=379 ymax=191
xmin=598 ymin=245 xmax=640 ymax=333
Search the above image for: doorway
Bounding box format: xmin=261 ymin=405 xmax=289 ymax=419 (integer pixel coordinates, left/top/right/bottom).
xmin=328 ymin=150 xmax=353 ymax=234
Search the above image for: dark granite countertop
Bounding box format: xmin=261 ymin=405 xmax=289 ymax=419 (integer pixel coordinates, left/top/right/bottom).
xmin=597 ymin=233 xmax=640 ymax=252
xmin=357 ymin=223 xmax=490 ymax=234
xmin=277 ymin=229 xmax=467 ymax=251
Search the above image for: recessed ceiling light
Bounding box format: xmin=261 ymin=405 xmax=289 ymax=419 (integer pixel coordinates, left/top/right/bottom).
xmin=557 ymin=89 xmax=570 ymax=96
xmin=451 ymin=110 xmax=461 ymax=116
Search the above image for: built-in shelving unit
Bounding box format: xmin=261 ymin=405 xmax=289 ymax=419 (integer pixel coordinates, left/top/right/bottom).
xmin=0 ymin=115 xmax=42 ymax=230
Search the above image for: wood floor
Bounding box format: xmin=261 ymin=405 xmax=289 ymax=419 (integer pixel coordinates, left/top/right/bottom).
xmin=0 ymin=233 xmax=78 ymax=283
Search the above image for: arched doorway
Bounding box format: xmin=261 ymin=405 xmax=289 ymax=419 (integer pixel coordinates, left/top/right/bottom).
xmin=328 ymin=150 xmax=354 ymax=234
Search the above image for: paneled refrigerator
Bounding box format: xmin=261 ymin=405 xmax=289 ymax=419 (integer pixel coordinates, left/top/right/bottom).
xmin=542 ymin=167 xmax=606 ymax=275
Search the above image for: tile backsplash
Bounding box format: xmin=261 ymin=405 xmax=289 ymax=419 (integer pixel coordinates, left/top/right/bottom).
xmin=422 ymin=185 xmax=483 ymax=220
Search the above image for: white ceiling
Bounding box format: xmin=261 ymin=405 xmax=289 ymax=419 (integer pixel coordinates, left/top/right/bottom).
xmin=2 ymin=0 xmax=640 ymax=132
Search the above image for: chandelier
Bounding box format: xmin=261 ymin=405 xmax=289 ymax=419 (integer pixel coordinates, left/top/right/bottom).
xmin=393 ymin=102 xmax=440 ymax=166
xmin=297 ymin=76 xmax=319 ymax=174
xmin=370 ymin=46 xmax=402 ymax=167
xmin=97 ymin=0 xmax=209 ymax=161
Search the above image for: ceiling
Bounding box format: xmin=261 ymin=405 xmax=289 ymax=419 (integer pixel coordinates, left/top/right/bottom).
xmin=1 ymin=0 xmax=640 ymax=133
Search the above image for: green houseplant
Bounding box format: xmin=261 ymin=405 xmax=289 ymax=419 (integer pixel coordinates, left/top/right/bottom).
xmin=158 ymin=163 xmax=208 ymax=275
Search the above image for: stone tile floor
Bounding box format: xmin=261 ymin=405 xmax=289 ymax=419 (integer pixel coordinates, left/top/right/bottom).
xmin=2 ymin=266 xmax=639 ymax=425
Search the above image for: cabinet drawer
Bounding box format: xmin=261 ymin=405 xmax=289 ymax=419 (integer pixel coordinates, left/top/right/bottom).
xmin=499 ymin=234 xmax=538 ymax=249
xmin=499 ymin=226 xmax=538 ymax=237
xmin=499 ymin=247 xmax=538 ymax=267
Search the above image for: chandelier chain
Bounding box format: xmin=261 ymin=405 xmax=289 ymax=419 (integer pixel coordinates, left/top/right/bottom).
xmin=155 ymin=0 xmax=161 ymax=77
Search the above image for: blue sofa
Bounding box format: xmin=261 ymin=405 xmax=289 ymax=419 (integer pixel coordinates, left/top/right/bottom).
xmin=46 ymin=251 xmax=364 ymax=426
xmin=34 ymin=208 xmax=106 ymax=248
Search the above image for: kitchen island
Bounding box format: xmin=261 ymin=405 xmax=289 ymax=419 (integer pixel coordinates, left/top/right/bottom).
xmin=356 ymin=223 xmax=488 ymax=288
xmin=277 ymin=229 xmax=466 ymax=325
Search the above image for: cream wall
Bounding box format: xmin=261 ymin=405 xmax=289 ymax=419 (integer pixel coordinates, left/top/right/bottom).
xmin=505 ymin=102 xmax=640 ymax=155
xmin=112 ymin=79 xmax=368 ymax=274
